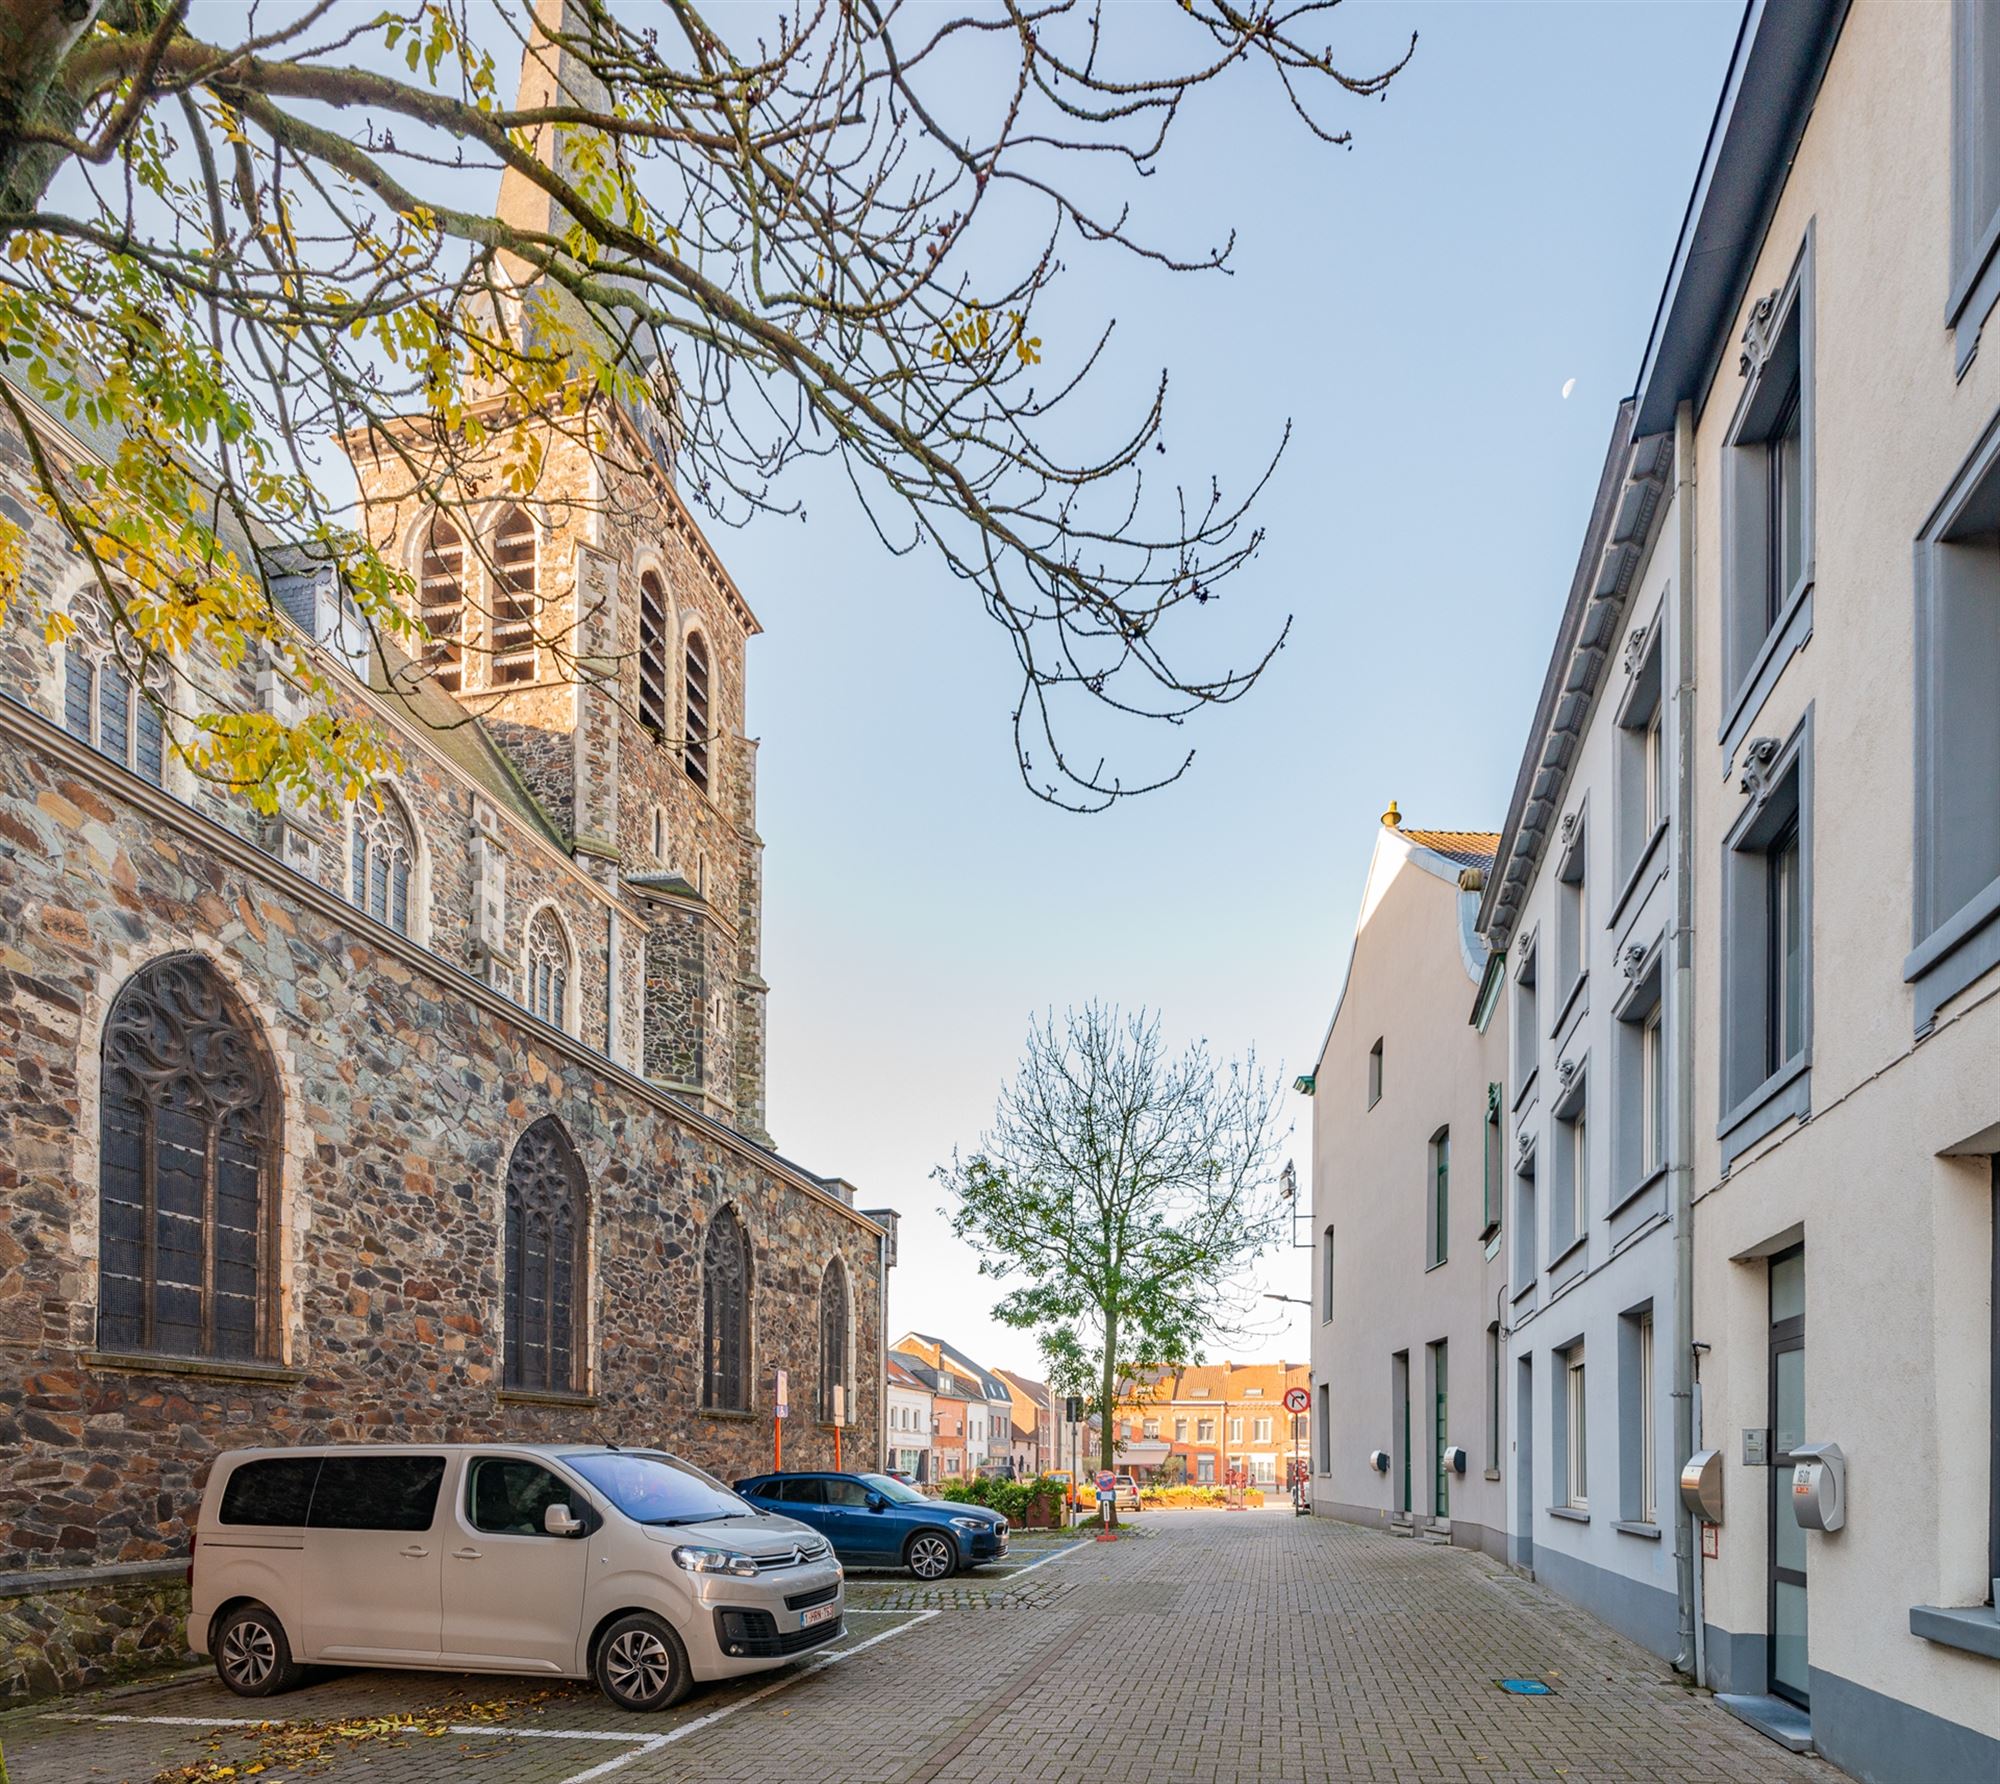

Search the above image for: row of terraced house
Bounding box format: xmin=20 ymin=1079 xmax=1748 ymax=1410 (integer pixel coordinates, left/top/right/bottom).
xmin=1304 ymin=6 xmax=2000 ymax=1779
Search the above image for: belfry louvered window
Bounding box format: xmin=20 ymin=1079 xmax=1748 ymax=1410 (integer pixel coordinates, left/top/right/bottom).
xmin=490 ymin=505 xmax=537 ymax=685
xmin=683 ymin=631 xmax=710 ymax=792
xmin=350 ymin=787 xmax=415 ymax=934
xmin=419 ymin=516 xmax=466 ymax=692
xmin=97 ymin=956 xmax=277 ymax=1360
xmin=638 ymin=569 xmax=670 ymax=742
xmin=524 ymin=907 xmax=571 ymax=1029
xmin=702 ymin=1206 xmax=750 ymax=1410
xmin=819 ymin=1257 xmax=850 ymax=1422
xmin=503 ymin=1116 xmax=587 ymax=1394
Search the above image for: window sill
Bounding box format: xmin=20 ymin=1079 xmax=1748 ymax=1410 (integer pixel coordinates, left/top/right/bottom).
xmin=1607 ymin=1165 xmax=1669 ymax=1224
xmin=86 ymin=1350 xmax=304 ymax=1386
xmin=1512 ymin=1067 xmax=1539 ymax=1115
xmin=1608 ymin=822 xmax=1669 ymax=933
xmin=1478 ymin=1220 xmax=1501 ymax=1244
xmin=697 ymin=1406 xmax=760 ymax=1422
xmin=1424 ymin=1256 xmax=1448 ymax=1274
xmin=1909 ymin=1605 xmax=2000 ymax=1661
xmin=1546 ymin=1505 xmax=1590 ymax=1524
xmin=1718 ymin=1052 xmax=1811 ymax=1170
xmin=1719 ymin=583 xmax=1812 ymax=762
xmin=1549 ymin=973 xmax=1588 ymax=1041
xmin=1907 ymin=875 xmax=2000 ymax=1034
xmin=1613 ymin=1519 xmax=1663 ymax=1542
xmin=1547 ymin=1232 xmax=1588 ymax=1278
xmin=498 ymin=1388 xmax=598 ymax=1408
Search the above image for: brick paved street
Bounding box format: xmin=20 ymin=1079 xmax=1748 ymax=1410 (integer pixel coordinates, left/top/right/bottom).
xmin=0 ymin=1513 xmax=1845 ymax=1784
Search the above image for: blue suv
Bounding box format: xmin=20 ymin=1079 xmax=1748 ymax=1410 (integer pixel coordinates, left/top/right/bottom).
xmin=732 ymin=1471 xmax=1007 ymax=1580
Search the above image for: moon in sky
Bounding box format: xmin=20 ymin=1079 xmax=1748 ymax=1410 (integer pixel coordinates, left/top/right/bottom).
xmin=1561 ymin=377 xmax=1577 ymax=400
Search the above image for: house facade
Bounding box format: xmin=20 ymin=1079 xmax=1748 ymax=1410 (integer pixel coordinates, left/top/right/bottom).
xmin=1478 ymin=407 xmax=1686 ymax=1657
xmin=1308 ymin=821 xmax=1510 ymax=1558
xmin=1112 ymin=1362 xmax=1311 ymax=1489
xmin=1621 ymin=1 xmax=2000 ymax=1772
xmin=885 ymin=1355 xmax=935 ymax=1482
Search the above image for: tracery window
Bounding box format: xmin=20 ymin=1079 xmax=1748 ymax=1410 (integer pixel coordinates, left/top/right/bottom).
xmin=524 ymin=907 xmax=571 ymax=1029
xmin=418 ymin=515 xmax=466 ymax=692
xmin=62 ymin=596 xmax=164 ymax=786
xmin=350 ymin=787 xmax=416 ymax=935
xmin=819 ymin=1257 xmax=851 ymax=1423
xmin=638 ymin=568 xmax=670 ymax=741
xmin=97 ymin=956 xmax=277 ymax=1360
xmin=683 ymin=630 xmax=710 ymax=792
xmin=490 ymin=504 xmax=538 ymax=685
xmin=702 ymin=1206 xmax=750 ymax=1410
xmin=503 ymin=1116 xmax=587 ymax=1394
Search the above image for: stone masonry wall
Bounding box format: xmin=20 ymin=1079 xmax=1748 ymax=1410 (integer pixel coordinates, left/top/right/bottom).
xmin=0 ymin=714 xmax=884 ymax=1702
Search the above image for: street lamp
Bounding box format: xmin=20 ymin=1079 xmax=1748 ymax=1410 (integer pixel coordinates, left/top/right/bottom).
xmin=1264 ymin=1294 xmax=1312 ymax=1512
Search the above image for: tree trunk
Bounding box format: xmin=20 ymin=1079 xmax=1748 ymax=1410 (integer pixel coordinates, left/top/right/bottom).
xmin=0 ymin=0 xmax=104 ymax=216
xmin=1097 ymin=1313 xmax=1119 ymax=1530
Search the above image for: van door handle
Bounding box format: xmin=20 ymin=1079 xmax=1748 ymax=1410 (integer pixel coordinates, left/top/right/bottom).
xmin=400 ymin=1544 xmax=431 ymax=1559
xmin=453 ymin=1547 xmax=483 ymax=1560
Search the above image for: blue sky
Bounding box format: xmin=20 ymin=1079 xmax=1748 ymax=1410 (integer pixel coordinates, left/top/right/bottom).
xmin=723 ymin=1 xmax=1745 ymax=1379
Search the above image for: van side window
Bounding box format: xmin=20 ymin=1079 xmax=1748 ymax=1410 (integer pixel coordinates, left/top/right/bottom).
xmin=307 ymin=1455 xmax=446 ymax=1532
xmin=469 ymin=1458 xmax=575 ymax=1537
xmin=219 ymin=1457 xmax=321 ymax=1526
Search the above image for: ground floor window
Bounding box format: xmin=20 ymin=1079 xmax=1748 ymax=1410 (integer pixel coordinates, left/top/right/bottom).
xmin=1197 ymin=1453 xmax=1215 ymax=1484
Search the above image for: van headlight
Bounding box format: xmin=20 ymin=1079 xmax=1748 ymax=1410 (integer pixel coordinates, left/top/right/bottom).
xmin=948 ymin=1517 xmax=985 ymax=1533
xmin=672 ymin=1545 xmax=760 ymax=1578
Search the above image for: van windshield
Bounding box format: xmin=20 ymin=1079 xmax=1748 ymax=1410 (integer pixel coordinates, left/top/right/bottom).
xmin=567 ymin=1450 xmax=752 ymax=1525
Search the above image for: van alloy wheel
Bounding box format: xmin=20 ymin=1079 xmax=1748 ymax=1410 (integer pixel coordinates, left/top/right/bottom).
xmin=220 ymin=1618 xmax=276 ymax=1689
xmin=907 ymin=1532 xmax=957 ymax=1580
xmin=592 ymin=1612 xmax=691 ymax=1711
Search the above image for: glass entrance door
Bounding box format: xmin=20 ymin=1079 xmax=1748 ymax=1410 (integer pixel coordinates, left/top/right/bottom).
xmin=1768 ymin=1246 xmax=1808 ymax=1705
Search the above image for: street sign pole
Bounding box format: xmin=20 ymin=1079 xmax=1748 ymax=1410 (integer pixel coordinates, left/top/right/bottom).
xmin=833 ymin=1382 xmax=845 ymax=1473
xmin=775 ymin=1368 xmax=789 ymax=1471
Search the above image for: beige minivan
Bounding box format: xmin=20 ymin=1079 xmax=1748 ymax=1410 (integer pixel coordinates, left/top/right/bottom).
xmin=187 ymin=1443 xmax=844 ymax=1710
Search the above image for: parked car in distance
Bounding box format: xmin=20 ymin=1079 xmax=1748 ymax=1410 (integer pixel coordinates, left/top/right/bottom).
xmin=884 ymin=1469 xmax=921 ymax=1488
xmin=1112 ymin=1474 xmax=1142 ymax=1510
xmin=733 ymin=1470 xmax=1007 ymax=1581
xmin=187 ymin=1444 xmax=843 ymax=1711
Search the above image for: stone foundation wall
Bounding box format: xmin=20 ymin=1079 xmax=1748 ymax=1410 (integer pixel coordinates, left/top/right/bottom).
xmin=0 ymin=1567 xmax=192 ymax=1706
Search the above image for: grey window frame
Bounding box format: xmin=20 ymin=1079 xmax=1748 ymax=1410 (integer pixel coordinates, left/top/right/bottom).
xmin=1367 ymin=1037 xmax=1383 ymax=1109
xmin=1426 ymin=1126 xmax=1450 ymax=1270
xmin=1549 ymin=1061 xmax=1588 ymax=1265
xmin=1315 ymin=1382 xmax=1330 ymax=1474
xmin=1511 ymin=1140 xmax=1538 ymax=1309
xmin=1512 ymin=935 xmax=1540 ymax=1111
xmin=1719 ymin=230 xmax=1815 ymax=758
xmin=1320 ymin=1224 xmax=1335 ymax=1324
xmin=1611 ymin=943 xmax=1667 ymax=1209
xmin=1911 ymin=403 xmax=2000 ymax=1030
xmin=1617 ymin=1303 xmax=1658 ymax=1529
xmin=1550 ymin=1340 xmax=1588 ymax=1517
xmin=1553 ymin=815 xmax=1588 ymax=1026
xmin=1612 ymin=617 xmax=1669 ymax=922
xmin=1480 ymin=1082 xmax=1503 ymax=1241
xmin=1719 ymin=710 xmax=1814 ymax=1167
xmin=1952 ymin=0 xmax=2000 ymax=368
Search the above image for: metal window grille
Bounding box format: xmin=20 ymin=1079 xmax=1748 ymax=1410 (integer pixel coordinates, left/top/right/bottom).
xmin=97 ymin=956 xmax=277 ymax=1361
xmin=503 ymin=1116 xmax=586 ymax=1393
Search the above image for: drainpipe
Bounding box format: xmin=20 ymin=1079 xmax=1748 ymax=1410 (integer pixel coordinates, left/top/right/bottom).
xmin=1670 ymin=398 xmax=1700 ymax=1678
xmin=1691 ymin=1345 xmax=1709 ymax=1687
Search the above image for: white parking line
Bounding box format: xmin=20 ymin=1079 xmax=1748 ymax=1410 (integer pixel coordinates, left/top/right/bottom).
xmin=41 ymin=1611 xmax=942 ymax=1784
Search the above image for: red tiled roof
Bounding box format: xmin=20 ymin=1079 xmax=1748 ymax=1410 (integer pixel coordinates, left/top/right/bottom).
xmin=1401 ymin=829 xmax=1501 ymax=870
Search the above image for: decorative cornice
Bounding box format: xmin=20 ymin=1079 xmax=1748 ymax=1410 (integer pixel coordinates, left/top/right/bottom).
xmin=1516 ymin=1130 xmax=1535 ymax=1162
xmin=1739 ymin=735 xmax=1783 ymax=809
xmin=1620 ymin=943 xmax=1648 ymax=983
xmin=1559 ymin=811 xmax=1579 ymax=848
xmin=1623 ymin=628 xmax=1650 ymax=676
xmin=1739 ymin=287 xmax=1784 ymax=379
xmin=1556 ymin=1057 xmax=1579 ymax=1090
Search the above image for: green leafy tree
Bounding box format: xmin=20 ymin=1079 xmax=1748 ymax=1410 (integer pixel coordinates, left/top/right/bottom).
xmin=0 ymin=0 xmax=1412 ymax=815
xmin=938 ymin=1003 xmax=1287 ymax=1513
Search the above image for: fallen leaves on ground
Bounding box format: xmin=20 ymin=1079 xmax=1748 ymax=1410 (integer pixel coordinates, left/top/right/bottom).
xmin=151 ymin=1684 xmax=591 ymax=1782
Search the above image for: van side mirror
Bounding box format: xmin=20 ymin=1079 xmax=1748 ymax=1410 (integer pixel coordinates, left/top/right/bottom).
xmin=866 ymin=1493 xmax=887 ymax=1512
xmin=545 ymin=1503 xmax=585 ymax=1537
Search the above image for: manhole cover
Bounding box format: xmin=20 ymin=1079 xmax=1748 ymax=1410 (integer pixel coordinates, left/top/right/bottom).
xmin=1499 ymin=1678 xmax=1555 ymax=1695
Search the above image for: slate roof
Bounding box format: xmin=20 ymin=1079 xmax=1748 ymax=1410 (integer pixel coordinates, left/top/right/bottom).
xmin=903 ymin=1333 xmax=1012 ymax=1403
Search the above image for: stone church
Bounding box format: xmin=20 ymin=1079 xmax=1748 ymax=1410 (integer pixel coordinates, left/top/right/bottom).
xmin=0 ymin=18 xmax=891 ymax=1704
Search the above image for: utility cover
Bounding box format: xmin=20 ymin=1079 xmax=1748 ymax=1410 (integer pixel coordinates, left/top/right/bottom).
xmin=1499 ymin=1679 xmax=1554 ymax=1696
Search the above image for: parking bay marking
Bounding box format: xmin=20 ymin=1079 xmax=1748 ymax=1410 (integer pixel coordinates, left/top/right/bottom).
xmin=42 ymin=1611 xmax=941 ymax=1784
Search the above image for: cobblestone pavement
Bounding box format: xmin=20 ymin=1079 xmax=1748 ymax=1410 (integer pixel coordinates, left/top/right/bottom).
xmin=0 ymin=1513 xmax=1845 ymax=1784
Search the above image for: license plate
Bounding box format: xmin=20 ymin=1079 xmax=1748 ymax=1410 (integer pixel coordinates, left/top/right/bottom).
xmin=800 ymin=1601 xmax=839 ymax=1628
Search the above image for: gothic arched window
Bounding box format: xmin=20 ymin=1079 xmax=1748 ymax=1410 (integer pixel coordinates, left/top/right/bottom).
xmin=702 ymin=1206 xmax=750 ymax=1410
xmin=351 ymin=786 xmax=416 ymax=934
xmin=524 ymin=907 xmax=571 ymax=1029
xmin=490 ymin=504 xmax=538 ymax=685
xmin=419 ymin=515 xmax=466 ymax=692
xmin=819 ymin=1256 xmax=850 ymax=1424
xmin=98 ymin=956 xmax=277 ymax=1360
xmin=62 ymin=595 xmax=164 ymax=786
xmin=638 ymin=568 xmax=670 ymax=742
xmin=683 ymin=629 xmax=710 ymax=792
xmin=503 ymin=1116 xmax=587 ymax=1393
